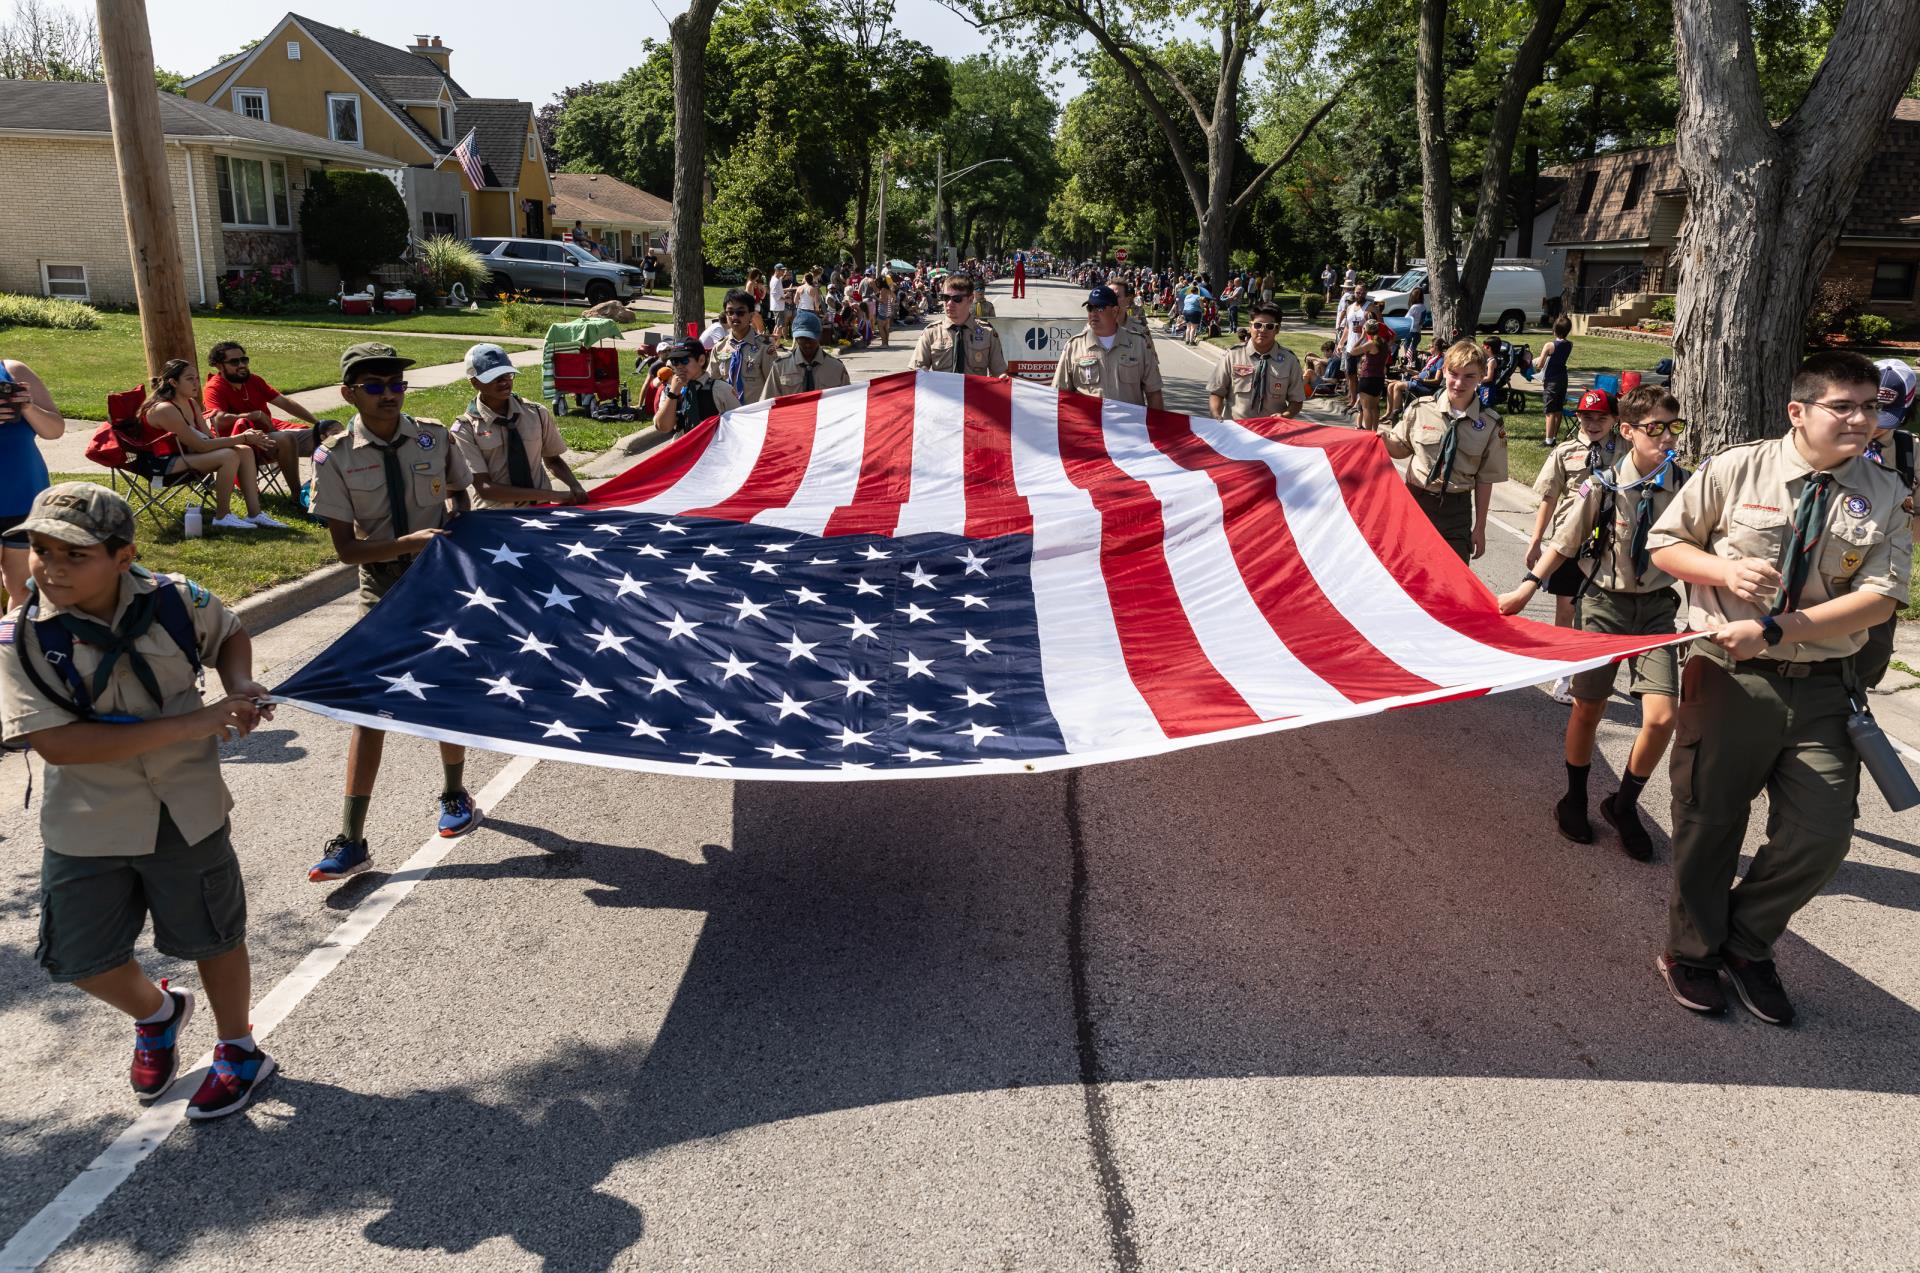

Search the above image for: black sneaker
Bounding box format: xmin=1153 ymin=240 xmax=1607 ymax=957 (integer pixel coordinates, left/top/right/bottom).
xmin=1599 ymin=792 xmax=1654 ymax=861
xmin=1555 ymin=793 xmax=1594 ymax=844
xmin=1724 ymin=956 xmax=1795 ymax=1026
xmin=1656 ymin=952 xmax=1727 ymax=1015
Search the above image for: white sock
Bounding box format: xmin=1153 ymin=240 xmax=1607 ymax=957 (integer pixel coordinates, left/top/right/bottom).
xmin=136 ymin=992 xmax=176 ymax=1025
xmin=220 ymin=1032 xmax=256 ymax=1052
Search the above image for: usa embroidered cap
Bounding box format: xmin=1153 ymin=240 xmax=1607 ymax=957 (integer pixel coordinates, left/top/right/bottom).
xmin=18 ymin=482 xmax=135 ymax=546
xmin=341 ymin=341 xmax=415 ymax=382
xmin=463 ymin=343 xmax=518 ymax=383
xmin=1876 ymin=358 xmax=1916 ymax=432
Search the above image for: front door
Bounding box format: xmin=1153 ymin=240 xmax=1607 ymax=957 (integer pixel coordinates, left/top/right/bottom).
xmin=524 ymin=199 xmax=545 ymax=238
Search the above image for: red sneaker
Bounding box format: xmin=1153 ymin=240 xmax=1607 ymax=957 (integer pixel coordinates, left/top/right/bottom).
xmin=186 ymin=1041 xmax=277 ymax=1121
xmin=131 ymin=982 xmax=194 ymax=1102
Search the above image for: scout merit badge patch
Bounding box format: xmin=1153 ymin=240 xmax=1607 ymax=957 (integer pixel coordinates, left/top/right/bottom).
xmin=417 ymin=431 xmax=435 ymax=451
xmin=1844 ymin=494 xmax=1871 ymax=517
xmin=1844 ymin=550 xmax=1863 ymax=571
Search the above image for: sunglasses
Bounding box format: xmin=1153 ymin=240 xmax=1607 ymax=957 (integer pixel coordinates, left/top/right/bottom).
xmin=221 ymin=357 xmax=250 ymax=366
xmin=353 ymin=379 xmax=409 ymax=395
xmin=724 ymin=308 xmax=751 ymax=318
xmin=1630 ymin=419 xmax=1687 ymax=438
xmin=942 ymin=293 xmax=970 ymax=303
xmin=1250 ymin=322 xmax=1278 ymax=330
xmin=667 ymin=356 xmax=693 ymax=366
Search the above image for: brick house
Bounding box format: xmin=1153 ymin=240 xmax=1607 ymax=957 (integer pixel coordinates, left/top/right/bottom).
xmin=552 ymin=173 xmax=673 ymax=267
xmin=1546 ymin=98 xmax=1920 ymax=320
xmin=0 ymin=79 xmax=405 ymax=305
xmin=180 ymin=15 xmax=553 ymax=242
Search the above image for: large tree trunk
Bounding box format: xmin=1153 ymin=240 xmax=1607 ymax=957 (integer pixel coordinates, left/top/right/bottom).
xmin=669 ymin=0 xmax=720 ymax=336
xmin=1671 ymin=0 xmax=1920 ymax=458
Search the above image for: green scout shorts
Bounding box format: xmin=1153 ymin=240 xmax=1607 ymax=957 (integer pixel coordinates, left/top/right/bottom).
xmin=1571 ymin=586 xmax=1679 ymax=701
xmin=35 ymin=810 xmax=246 ymax=982
xmin=358 ymin=557 xmax=413 ymax=615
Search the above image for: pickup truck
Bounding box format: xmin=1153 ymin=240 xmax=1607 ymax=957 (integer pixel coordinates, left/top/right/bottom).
xmin=470 ymin=237 xmax=644 ymax=305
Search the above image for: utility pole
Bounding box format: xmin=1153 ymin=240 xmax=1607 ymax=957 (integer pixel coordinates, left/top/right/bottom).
xmin=873 ymin=151 xmax=888 ymax=269
xmin=934 ymin=152 xmax=1013 ymax=269
xmin=96 ymin=0 xmax=194 ymax=374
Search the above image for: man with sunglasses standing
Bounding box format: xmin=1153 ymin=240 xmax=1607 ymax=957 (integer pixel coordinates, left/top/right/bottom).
xmin=712 ymin=288 xmax=774 ymax=404
xmin=1208 ymin=301 xmax=1302 ymax=420
xmin=909 ymin=274 xmax=1008 ymax=378
xmin=307 ymin=343 xmax=478 ymax=883
xmin=1052 ymin=285 xmax=1165 ymax=409
xmin=1645 ymin=350 xmax=1911 ymax=1026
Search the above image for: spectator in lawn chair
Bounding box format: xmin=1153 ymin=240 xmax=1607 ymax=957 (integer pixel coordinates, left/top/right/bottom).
xmin=140 ymin=360 xmax=285 ymax=531
xmin=451 ymin=344 xmax=588 ymax=511
xmin=200 ymin=342 xmax=331 ymax=495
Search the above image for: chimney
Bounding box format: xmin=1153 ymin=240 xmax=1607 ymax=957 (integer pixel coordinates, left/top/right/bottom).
xmin=410 ymin=34 xmax=452 ymax=77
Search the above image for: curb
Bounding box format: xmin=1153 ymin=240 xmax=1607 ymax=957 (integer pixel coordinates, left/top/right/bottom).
xmin=232 ymin=561 xmax=355 ymax=635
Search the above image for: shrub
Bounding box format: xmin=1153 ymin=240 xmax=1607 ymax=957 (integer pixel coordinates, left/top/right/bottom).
xmin=417 ymin=235 xmax=490 ymax=299
xmin=1805 ymin=278 xmax=1866 ymax=343
xmin=0 ymin=293 xmax=101 ymax=329
xmin=301 ymin=170 xmax=409 ymax=290
xmin=1847 ymin=312 xmax=1895 ymax=345
xmin=1302 ymin=292 xmax=1325 ymax=321
xmin=1649 ymin=296 xmax=1676 ymax=321
xmin=498 ymin=292 xmax=546 ymax=335
xmin=216 ymin=266 xmax=294 ymax=315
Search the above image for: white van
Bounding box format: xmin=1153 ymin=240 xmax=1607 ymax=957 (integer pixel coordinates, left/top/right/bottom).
xmin=1368 ymin=263 xmax=1548 ymax=334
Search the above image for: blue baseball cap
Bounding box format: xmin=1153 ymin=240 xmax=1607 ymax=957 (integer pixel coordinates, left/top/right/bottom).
xmin=1085 ymin=286 xmax=1119 ymax=309
xmin=792 ymin=311 xmax=823 ymax=342
xmin=462 ymin=343 xmax=516 ymax=383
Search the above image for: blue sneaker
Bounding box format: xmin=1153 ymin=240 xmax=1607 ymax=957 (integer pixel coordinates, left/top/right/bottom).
xmin=309 ymin=835 xmax=371 ymax=882
xmin=131 ymin=981 xmax=194 ymax=1102
xmin=437 ymin=789 xmax=480 ymax=838
xmin=186 ymin=1041 xmax=277 ymax=1120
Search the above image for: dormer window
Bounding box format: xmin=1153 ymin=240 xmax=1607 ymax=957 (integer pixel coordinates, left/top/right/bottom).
xmin=439 ymin=104 xmax=451 ymax=142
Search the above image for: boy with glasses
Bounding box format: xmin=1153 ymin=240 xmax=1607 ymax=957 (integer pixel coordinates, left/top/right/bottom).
xmin=1497 ymin=385 xmax=1688 ymax=857
xmin=712 ymin=289 xmax=773 ymax=403
xmin=1208 ymin=302 xmax=1303 ymax=420
xmin=307 ymin=343 xmax=478 ymax=883
xmin=1645 ymin=350 xmax=1910 ymax=1025
xmin=909 ymin=275 xmax=1008 ymax=377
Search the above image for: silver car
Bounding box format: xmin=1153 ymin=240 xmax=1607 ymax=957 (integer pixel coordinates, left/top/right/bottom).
xmin=470 ymin=237 xmax=643 ymax=305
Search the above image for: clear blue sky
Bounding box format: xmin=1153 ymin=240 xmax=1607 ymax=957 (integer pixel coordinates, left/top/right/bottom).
xmin=136 ymin=0 xmax=1089 ymax=109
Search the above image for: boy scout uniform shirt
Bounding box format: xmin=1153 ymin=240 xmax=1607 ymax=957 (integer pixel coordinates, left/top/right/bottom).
xmin=0 ymin=572 xmax=239 ymax=857
xmin=310 ymin=413 xmax=471 ymax=541
xmin=761 ymin=347 xmax=851 ymax=397
xmin=911 ymin=316 xmax=1008 ymax=376
xmin=451 ymin=394 xmax=567 ymax=510
xmin=1533 ymin=435 xmax=1619 ymax=538
xmin=1207 ymin=341 xmax=1304 ymax=418
xmin=1051 ymin=327 xmax=1164 ymax=405
xmin=1125 ymin=308 xmax=1156 ymax=345
xmin=1645 ymin=433 xmax=1912 ymax=661
xmin=1388 ymin=396 xmax=1509 ymax=492
xmin=713 ymin=331 xmax=774 ymax=403
xmin=1546 ymin=452 xmax=1685 ymax=593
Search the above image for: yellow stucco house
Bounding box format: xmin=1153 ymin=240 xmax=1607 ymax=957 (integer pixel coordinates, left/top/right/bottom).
xmin=181 ymin=14 xmax=553 ymax=242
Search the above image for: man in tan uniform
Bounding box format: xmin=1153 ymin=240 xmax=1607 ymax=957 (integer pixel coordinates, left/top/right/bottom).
xmin=450 ymin=343 xmax=587 ymax=510
xmin=1051 ymin=285 xmax=1166 ymax=409
xmin=1379 ymin=339 xmax=1505 ymax=560
xmin=910 ymin=274 xmax=1007 ymax=377
xmin=1207 ymin=301 xmax=1303 ymax=420
xmin=1647 ymin=350 xmax=1911 ymax=1026
xmin=713 ymin=288 xmax=775 ymax=403
xmin=760 ymin=311 xmax=850 ymax=397
xmin=308 ymin=342 xmax=477 ymax=882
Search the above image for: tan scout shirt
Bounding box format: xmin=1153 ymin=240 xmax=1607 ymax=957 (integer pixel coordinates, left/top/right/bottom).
xmin=1646 ymin=433 xmax=1913 ymax=662
xmin=1532 ymin=435 xmax=1620 ymax=540
xmin=0 ymin=571 xmax=240 ymax=857
xmin=1051 ymin=327 xmax=1164 ymax=405
xmin=713 ymin=330 xmax=775 ymax=403
xmin=1207 ymin=341 xmax=1304 ymax=419
xmin=1386 ymin=396 xmax=1509 ymax=494
xmin=1547 ymin=452 xmax=1687 ymax=594
xmin=910 ymin=317 xmax=1007 ymax=377
xmin=1125 ymin=309 xmax=1156 ymax=346
xmin=310 ymin=413 xmax=471 ymax=542
xmin=761 ymin=347 xmax=851 ymax=398
xmin=451 ymin=394 xmax=567 ymax=510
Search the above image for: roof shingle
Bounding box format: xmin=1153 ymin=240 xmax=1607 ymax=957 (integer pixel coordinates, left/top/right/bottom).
xmin=552 ymin=173 xmax=673 ymax=227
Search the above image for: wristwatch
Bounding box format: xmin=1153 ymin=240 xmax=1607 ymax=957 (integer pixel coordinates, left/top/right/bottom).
xmin=1760 ymin=615 xmax=1784 ymax=646
xmin=1521 ymin=571 xmax=1543 ymax=587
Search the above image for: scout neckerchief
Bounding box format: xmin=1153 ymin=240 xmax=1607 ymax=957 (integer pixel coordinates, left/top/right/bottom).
xmin=55 ymin=584 xmax=167 ymax=707
xmin=725 ymin=336 xmax=749 ymax=398
xmin=1248 ymin=344 xmax=1273 ymax=408
xmin=471 ymin=395 xmax=534 ymax=488
xmin=365 ymin=419 xmax=411 ymax=537
xmin=1773 ymin=470 xmax=1835 ymax=615
xmin=802 ymin=356 xmax=816 ymax=392
xmin=1585 ymin=450 xmax=1682 ymax=585
xmin=1425 ymin=403 xmax=1470 ymax=490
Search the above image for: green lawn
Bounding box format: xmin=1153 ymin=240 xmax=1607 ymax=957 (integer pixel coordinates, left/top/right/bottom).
xmin=315 ymin=379 xmax=648 ymax=454
xmin=256 ymin=298 xmax=651 ymax=338
xmin=3 ymin=313 xmax=467 ymax=419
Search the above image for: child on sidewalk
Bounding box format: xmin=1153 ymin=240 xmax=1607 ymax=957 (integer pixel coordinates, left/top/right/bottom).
xmin=1526 ymin=388 xmax=1622 ymax=701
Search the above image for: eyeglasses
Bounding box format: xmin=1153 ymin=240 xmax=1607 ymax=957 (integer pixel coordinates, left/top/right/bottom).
xmin=1802 ymin=399 xmax=1878 ymax=419
xmin=352 ymin=379 xmax=408 ymax=395
xmin=724 ymin=308 xmax=751 ymax=318
xmin=1630 ymin=418 xmax=1687 ymax=438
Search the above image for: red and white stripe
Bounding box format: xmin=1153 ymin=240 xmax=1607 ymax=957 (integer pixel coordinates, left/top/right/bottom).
xmin=590 ymin=371 xmax=1688 ymax=767
xmin=451 ymin=128 xmax=487 ymax=189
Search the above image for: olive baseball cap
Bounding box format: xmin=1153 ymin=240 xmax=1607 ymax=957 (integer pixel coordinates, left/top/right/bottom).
xmin=18 ymin=482 xmax=136 ymax=546
xmin=340 ymin=341 xmax=415 ymax=383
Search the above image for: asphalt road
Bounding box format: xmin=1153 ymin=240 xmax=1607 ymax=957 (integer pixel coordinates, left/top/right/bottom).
xmin=4 ymin=277 xmax=1920 ymax=1271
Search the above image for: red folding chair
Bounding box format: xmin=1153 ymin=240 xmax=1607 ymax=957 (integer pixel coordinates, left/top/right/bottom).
xmin=85 ymin=387 xmax=216 ymax=527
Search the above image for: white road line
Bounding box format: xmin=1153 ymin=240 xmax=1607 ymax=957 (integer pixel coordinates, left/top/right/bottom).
xmin=0 ymin=755 xmax=541 ymax=1273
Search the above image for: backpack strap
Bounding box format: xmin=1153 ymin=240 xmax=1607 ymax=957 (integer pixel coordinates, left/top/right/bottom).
xmin=1894 ymin=429 xmax=1915 ymax=490
xmin=146 ymin=575 xmax=204 ymax=678
xmin=14 ymin=575 xmax=201 ymax=723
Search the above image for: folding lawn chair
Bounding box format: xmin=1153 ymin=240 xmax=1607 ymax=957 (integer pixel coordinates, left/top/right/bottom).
xmin=86 ymin=387 xmax=216 ymax=528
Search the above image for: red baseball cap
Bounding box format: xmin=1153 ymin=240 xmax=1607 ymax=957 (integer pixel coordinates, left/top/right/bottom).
xmin=1576 ymin=388 xmax=1615 ymax=414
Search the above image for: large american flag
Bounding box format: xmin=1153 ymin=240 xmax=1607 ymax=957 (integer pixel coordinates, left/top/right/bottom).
xmin=450 ymin=127 xmax=487 ymax=189
xmin=271 ymin=371 xmax=1690 ymax=780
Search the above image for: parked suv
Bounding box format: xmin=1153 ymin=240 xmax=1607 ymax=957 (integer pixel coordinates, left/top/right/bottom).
xmin=469 ymin=237 xmax=644 ymax=305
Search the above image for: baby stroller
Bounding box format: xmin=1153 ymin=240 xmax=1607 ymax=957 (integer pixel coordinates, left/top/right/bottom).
xmin=1479 ymin=337 xmax=1534 ymax=414
xmin=544 ymin=317 xmax=634 ymax=420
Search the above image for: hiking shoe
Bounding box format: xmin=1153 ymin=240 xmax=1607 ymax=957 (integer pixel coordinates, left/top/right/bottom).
xmin=309 ymin=835 xmax=371 ymax=882
xmin=1724 ymin=956 xmax=1795 ymax=1026
xmin=1555 ymin=793 xmax=1594 ymax=844
xmin=131 ymin=982 xmax=194 ymax=1102
xmin=185 ymin=1042 xmax=277 ymax=1121
xmin=437 ymin=789 xmax=480 ymax=838
xmin=1548 ymin=676 xmax=1575 ymax=704
xmin=1656 ymin=952 xmax=1727 ymax=1015
xmin=1600 ymin=792 xmax=1655 ymax=861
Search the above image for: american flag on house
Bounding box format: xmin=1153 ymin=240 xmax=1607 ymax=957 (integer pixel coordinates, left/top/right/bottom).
xmin=450 ymin=127 xmax=487 ymax=188
xmin=270 ymin=371 xmax=1689 ymax=780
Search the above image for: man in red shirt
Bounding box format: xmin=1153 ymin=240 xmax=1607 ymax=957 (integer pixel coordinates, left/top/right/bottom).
xmin=201 ymin=341 xmax=333 ymax=491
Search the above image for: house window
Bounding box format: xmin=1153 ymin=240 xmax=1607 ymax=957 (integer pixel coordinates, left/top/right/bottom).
xmin=1575 ymin=170 xmax=1599 ymax=214
xmin=421 ymin=211 xmax=459 ymax=238
xmin=327 ymin=93 xmax=362 ymax=145
xmin=286 ymin=39 xmax=301 ymax=59
xmin=217 ymin=157 xmax=292 ymax=228
xmin=437 ymin=104 xmax=451 ymax=142
xmin=1622 ymin=162 xmax=1650 ymax=211
xmin=1873 ymin=259 xmax=1917 ymax=302
xmin=41 ymin=264 xmax=87 ymax=300
xmin=234 ymin=89 xmax=268 ymax=121
xmin=528 ymin=132 xmax=538 ymax=162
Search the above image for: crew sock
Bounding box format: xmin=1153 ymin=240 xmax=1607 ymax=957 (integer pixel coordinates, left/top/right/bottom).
xmin=1565 ymin=761 xmax=1591 ymax=804
xmin=1617 ymin=768 xmax=1650 ymax=810
xmin=341 ymin=794 xmax=371 ymax=842
xmin=442 ymin=761 xmax=466 ymax=800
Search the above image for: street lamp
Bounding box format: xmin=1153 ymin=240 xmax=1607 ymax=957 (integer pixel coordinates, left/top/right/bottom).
xmin=935 ymin=151 xmax=1012 ymax=268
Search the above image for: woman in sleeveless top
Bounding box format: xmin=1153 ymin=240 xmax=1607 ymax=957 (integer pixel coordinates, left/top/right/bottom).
xmin=139 ymin=359 xmax=284 ymax=531
xmin=0 ymin=357 xmax=67 ymax=607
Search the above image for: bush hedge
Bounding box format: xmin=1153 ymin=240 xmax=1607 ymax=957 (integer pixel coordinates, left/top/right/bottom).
xmin=0 ymin=293 xmax=102 ymax=330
